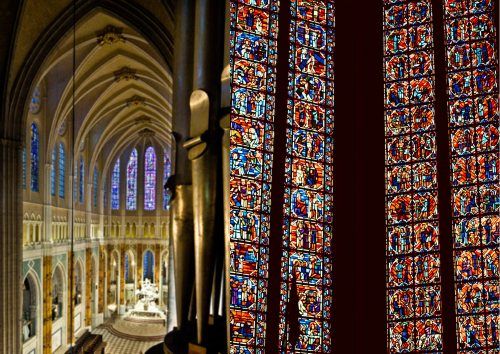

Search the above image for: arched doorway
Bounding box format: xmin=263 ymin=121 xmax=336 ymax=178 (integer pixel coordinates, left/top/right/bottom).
xmin=124 ymin=250 xmax=136 ymax=310
xmin=160 ymin=250 xmax=169 ymax=308
xmin=142 ymin=249 xmax=154 ymax=282
xmin=51 ymin=264 xmax=66 ymax=352
xmin=73 ymin=260 xmax=85 ymax=334
xmin=22 ymin=271 xmax=42 ymax=354
xmin=108 ymin=250 xmax=120 ymax=314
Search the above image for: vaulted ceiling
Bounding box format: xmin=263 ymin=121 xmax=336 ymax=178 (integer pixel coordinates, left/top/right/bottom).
xmin=33 ymin=9 xmax=173 ymax=179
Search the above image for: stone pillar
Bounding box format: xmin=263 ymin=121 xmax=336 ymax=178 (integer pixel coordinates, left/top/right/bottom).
xmin=44 ymin=163 xmax=53 ymax=243
xmin=85 ymin=248 xmax=92 ymax=326
xmin=0 ymin=138 xmax=23 ymax=353
xmin=98 ymin=246 xmax=105 ymax=314
xmin=67 ymin=251 xmax=74 ymax=344
xmin=42 ymin=256 xmax=53 ymax=354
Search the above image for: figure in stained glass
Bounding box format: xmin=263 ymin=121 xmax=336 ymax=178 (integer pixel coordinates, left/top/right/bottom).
xmin=236 ymin=5 xmax=269 ymax=35
xmin=235 ymin=32 xmax=268 ymax=63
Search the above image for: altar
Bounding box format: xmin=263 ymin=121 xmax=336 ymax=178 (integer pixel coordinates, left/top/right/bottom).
xmin=124 ymin=279 xmax=166 ymax=326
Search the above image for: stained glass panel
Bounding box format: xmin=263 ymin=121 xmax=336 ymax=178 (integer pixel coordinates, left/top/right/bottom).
xmin=79 ymin=157 xmax=84 ymax=204
xmin=22 ymin=147 xmax=26 ymax=190
xmin=30 ymin=123 xmax=39 ymax=192
xmin=144 ymin=147 xmax=157 ymax=211
xmin=58 ymin=143 xmax=65 ymax=198
xmin=278 ymin=1 xmax=334 ymax=351
xmin=143 ymin=250 xmax=154 ymax=281
xmin=383 ymin=1 xmax=444 ymax=352
xmin=51 ymin=149 xmax=56 ymax=196
xmin=443 ymin=0 xmax=499 ymax=351
xmin=126 ymin=149 xmax=138 ymax=210
xmin=229 ymin=0 xmax=278 ymax=351
xmin=163 ymin=150 xmax=171 ymax=210
xmin=111 ymin=159 xmax=120 ymax=210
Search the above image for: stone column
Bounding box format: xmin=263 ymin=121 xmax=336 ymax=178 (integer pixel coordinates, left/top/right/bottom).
xmin=0 ymin=138 xmax=23 ymax=353
xmin=44 ymin=163 xmax=53 ymax=243
xmin=42 ymin=256 xmax=52 ymax=354
xmin=85 ymin=248 xmax=92 ymax=326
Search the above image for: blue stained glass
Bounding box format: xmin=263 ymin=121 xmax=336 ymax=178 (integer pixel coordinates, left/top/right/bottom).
xmin=79 ymin=157 xmax=84 ymax=204
xmin=144 ymin=147 xmax=156 ymax=211
xmin=126 ymin=149 xmax=138 ymax=210
xmin=124 ymin=253 xmax=130 ymax=282
xmin=30 ymin=123 xmax=39 ymax=192
xmin=58 ymin=143 xmax=65 ymax=198
xmin=163 ymin=150 xmax=171 ymax=210
xmin=22 ymin=148 xmax=26 ymax=190
xmin=143 ymin=250 xmax=154 ymax=281
xmin=111 ymin=159 xmax=120 ymax=210
xmin=51 ymin=149 xmax=56 ymax=196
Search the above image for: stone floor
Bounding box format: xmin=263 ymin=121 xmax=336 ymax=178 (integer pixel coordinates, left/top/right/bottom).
xmin=92 ymin=316 xmax=164 ymax=354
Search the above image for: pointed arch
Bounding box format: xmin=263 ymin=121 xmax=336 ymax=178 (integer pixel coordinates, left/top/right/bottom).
xmin=111 ymin=159 xmax=120 ymax=210
xmin=30 ymin=122 xmax=39 ymax=192
xmin=144 ymin=146 xmax=157 ymax=210
xmin=58 ymin=143 xmax=65 ymax=198
xmin=126 ymin=148 xmax=138 ymax=210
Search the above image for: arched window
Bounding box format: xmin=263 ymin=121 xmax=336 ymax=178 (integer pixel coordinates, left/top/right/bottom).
xmin=22 ymin=148 xmax=26 ymax=190
xmin=126 ymin=148 xmax=138 ymax=210
xmin=58 ymin=143 xmax=65 ymax=198
xmin=111 ymin=159 xmax=120 ymax=210
xmin=30 ymin=123 xmax=39 ymax=192
xmin=50 ymin=148 xmax=56 ymax=196
xmin=163 ymin=150 xmax=171 ymax=210
xmin=143 ymin=250 xmax=154 ymax=281
xmin=229 ymin=1 xmax=335 ymax=351
xmin=93 ymin=167 xmax=98 ymax=208
xmin=383 ymin=1 xmax=444 ymax=350
xmin=144 ymin=146 xmax=157 ymax=210
xmin=78 ymin=157 xmax=84 ymax=204
xmin=443 ymin=2 xmax=499 ymax=351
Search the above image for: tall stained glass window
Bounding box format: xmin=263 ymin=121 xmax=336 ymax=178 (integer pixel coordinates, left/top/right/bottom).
xmin=443 ymin=0 xmax=499 ymax=351
xmin=229 ymin=0 xmax=278 ymax=350
xmin=58 ymin=143 xmax=65 ymax=198
xmin=383 ymin=1 xmax=444 ymax=351
xmin=163 ymin=150 xmax=171 ymax=210
xmin=126 ymin=148 xmax=138 ymax=210
xmin=111 ymin=159 xmax=120 ymax=210
xmin=144 ymin=147 xmax=157 ymax=210
xmin=51 ymin=148 xmax=56 ymax=196
xmin=278 ymin=1 xmax=335 ymax=351
xmin=22 ymin=147 xmax=26 ymax=190
xmin=93 ymin=167 xmax=98 ymax=208
xmin=30 ymin=123 xmax=39 ymax=192
xmin=79 ymin=157 xmax=85 ymax=204
xmin=143 ymin=250 xmax=154 ymax=281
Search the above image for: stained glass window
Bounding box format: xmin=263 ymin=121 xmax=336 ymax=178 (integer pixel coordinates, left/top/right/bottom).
xmin=126 ymin=148 xmax=138 ymax=210
xmin=278 ymin=1 xmax=335 ymax=351
xmin=79 ymin=157 xmax=84 ymax=204
xmin=30 ymin=123 xmax=39 ymax=192
xmin=111 ymin=159 xmax=120 ymax=210
xmin=163 ymin=150 xmax=171 ymax=210
xmin=93 ymin=167 xmax=98 ymax=208
xmin=143 ymin=250 xmax=154 ymax=281
xmin=51 ymin=148 xmax=56 ymax=196
xmin=229 ymin=0 xmax=278 ymax=350
xmin=383 ymin=1 xmax=444 ymax=352
xmin=22 ymin=147 xmax=26 ymax=190
xmin=58 ymin=143 xmax=65 ymax=198
xmin=443 ymin=0 xmax=499 ymax=351
xmin=144 ymin=147 xmax=157 ymax=211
